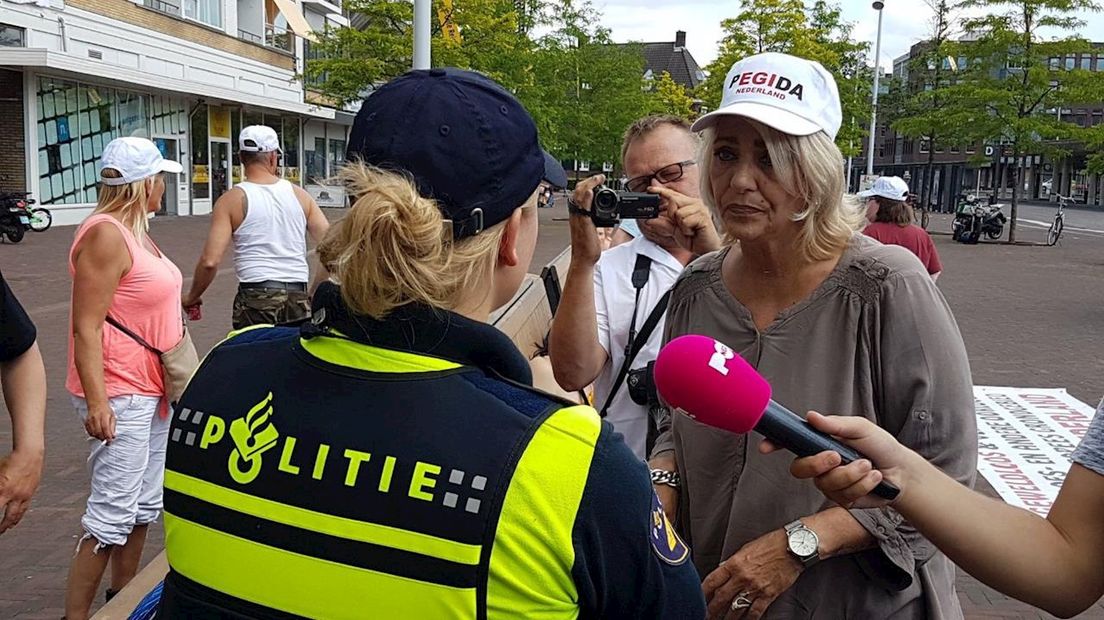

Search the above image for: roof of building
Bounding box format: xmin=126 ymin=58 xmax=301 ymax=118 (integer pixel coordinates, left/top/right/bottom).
xmin=638 ymin=41 xmax=706 ymax=90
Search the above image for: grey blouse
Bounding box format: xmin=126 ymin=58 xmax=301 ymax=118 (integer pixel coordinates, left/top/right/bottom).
xmin=1072 ymin=397 xmax=1104 ymax=476
xmin=653 ymin=234 xmax=977 ymax=619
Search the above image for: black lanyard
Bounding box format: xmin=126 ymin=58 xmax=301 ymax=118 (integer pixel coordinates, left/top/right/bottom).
xmin=599 ymin=254 xmax=671 ymax=417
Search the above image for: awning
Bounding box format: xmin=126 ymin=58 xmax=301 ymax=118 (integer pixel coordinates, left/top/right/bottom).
xmin=0 ymin=48 xmax=335 ymax=120
xmin=271 ymin=0 xmax=317 ymax=42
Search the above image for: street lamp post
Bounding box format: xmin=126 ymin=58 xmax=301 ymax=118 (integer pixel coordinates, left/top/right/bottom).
xmin=413 ymin=0 xmax=431 ymax=70
xmin=866 ymin=0 xmax=885 ymax=177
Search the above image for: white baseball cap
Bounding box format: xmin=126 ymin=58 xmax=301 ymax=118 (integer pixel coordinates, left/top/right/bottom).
xmin=99 ymin=137 xmax=184 ymax=186
xmin=859 ymin=176 xmax=910 ymax=201
xmin=691 ymin=52 xmax=842 ymax=140
xmin=239 ymin=125 xmax=282 ymax=153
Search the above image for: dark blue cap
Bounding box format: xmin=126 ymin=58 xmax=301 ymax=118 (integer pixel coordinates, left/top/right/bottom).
xmin=543 ymin=151 xmax=567 ymax=190
xmin=347 ymin=68 xmax=548 ymax=239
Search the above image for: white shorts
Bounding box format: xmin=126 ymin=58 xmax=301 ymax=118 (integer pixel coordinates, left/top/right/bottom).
xmin=73 ymin=394 xmax=169 ymax=547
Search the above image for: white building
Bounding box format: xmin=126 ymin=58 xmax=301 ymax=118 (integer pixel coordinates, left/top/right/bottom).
xmin=0 ymin=0 xmax=352 ymax=225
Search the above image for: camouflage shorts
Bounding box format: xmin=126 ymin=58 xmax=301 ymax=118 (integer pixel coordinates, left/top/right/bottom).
xmin=232 ymin=287 xmax=312 ymax=330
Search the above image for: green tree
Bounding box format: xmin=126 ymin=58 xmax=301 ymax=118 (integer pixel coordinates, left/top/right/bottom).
xmin=303 ymin=0 xmax=537 ymax=106
xmin=807 ymin=0 xmax=871 ymax=159
xmin=302 ymin=0 xmax=411 ymax=105
xmin=956 ymin=0 xmax=1102 ymax=243
xmin=648 ymin=71 xmax=697 ymax=119
xmin=520 ymin=0 xmax=652 ymax=171
xmin=886 ymin=0 xmax=978 ymax=213
xmin=699 ymin=0 xmax=871 ymax=155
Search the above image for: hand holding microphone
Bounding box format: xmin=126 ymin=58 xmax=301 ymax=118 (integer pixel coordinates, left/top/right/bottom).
xmin=654 ymin=335 xmax=900 ymax=501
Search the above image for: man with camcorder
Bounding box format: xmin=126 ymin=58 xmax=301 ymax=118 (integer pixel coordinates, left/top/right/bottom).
xmin=549 ymin=115 xmax=720 ymax=472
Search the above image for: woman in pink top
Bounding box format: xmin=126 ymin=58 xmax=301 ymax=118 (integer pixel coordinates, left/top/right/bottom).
xmin=64 ymin=137 xmax=184 ymax=620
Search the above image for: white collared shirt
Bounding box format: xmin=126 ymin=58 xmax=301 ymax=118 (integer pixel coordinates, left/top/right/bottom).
xmin=593 ymin=235 xmax=684 ymax=460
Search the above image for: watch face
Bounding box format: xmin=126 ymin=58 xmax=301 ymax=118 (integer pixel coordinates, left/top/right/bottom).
xmin=788 ymin=529 xmax=819 ymax=557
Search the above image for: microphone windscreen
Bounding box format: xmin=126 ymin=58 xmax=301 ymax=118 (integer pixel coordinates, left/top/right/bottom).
xmin=654 ymin=335 xmax=771 ymax=434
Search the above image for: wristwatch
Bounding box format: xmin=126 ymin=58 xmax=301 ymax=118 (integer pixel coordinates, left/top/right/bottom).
xmin=650 ymin=469 xmax=681 ymax=488
xmin=784 ymin=519 xmax=821 ymax=567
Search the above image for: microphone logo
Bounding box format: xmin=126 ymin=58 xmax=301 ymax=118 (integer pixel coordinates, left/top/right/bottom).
xmin=707 ymin=340 xmax=734 ymax=376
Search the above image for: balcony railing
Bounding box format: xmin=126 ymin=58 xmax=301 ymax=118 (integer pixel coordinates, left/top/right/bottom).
xmin=144 ymin=0 xmax=182 ymax=15
xmin=238 ymin=28 xmax=263 ymax=44
xmin=237 ymin=24 xmax=293 ymax=52
xmin=265 ymin=23 xmax=293 ymax=52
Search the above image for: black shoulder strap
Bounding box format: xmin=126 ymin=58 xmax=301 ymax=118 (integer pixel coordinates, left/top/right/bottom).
xmin=105 ymin=315 xmax=164 ymax=356
xmin=598 ymin=254 xmax=672 ymax=417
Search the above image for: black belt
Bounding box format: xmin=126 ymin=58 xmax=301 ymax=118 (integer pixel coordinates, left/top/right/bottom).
xmin=238 ymin=280 xmax=307 ymax=292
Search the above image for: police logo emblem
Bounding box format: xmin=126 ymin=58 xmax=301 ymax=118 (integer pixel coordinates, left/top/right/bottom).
xmin=649 ymin=491 xmax=689 ymax=565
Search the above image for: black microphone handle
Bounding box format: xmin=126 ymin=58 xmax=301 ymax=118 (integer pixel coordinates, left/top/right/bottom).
xmin=757 ymin=401 xmax=900 ymax=501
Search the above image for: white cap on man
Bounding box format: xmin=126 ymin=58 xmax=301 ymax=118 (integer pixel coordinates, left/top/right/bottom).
xmin=99 ymin=137 xmax=184 ymax=186
xmin=690 ymin=52 xmax=842 ymax=140
xmin=240 ymin=125 xmax=282 ymax=153
xmin=859 ymin=176 xmax=910 ymax=201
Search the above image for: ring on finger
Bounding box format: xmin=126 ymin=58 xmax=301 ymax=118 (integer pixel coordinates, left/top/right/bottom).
xmin=731 ymin=591 xmax=753 ymax=611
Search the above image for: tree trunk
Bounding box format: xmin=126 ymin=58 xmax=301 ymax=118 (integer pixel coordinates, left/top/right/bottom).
xmin=1009 ymin=150 xmax=1021 ymax=244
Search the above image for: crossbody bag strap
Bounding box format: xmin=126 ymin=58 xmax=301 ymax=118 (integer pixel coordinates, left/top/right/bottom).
xmin=105 ymin=315 xmax=164 ymax=356
xmin=598 ymin=254 xmax=671 ymax=417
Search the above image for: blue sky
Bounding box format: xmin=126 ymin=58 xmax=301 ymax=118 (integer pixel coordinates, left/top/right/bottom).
xmin=597 ymin=0 xmax=1104 ymax=72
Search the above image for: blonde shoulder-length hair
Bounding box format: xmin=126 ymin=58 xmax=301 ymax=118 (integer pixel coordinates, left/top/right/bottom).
xmin=698 ymin=119 xmax=865 ymax=262
xmin=317 ymin=162 xmax=527 ymax=320
xmin=94 ymin=169 xmax=156 ymax=242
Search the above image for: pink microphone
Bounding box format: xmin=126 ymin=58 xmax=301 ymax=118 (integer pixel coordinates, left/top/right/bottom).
xmin=655 ymin=335 xmax=899 ymax=500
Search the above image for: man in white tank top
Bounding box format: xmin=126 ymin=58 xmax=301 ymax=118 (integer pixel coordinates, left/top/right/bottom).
xmin=183 ymin=126 xmax=330 ymax=329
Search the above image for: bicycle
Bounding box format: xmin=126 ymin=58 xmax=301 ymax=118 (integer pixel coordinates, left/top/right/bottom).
xmin=28 ymin=205 xmax=52 ymax=232
xmin=907 ymin=193 xmax=930 ymax=230
xmin=1047 ymin=194 xmax=1070 ymax=246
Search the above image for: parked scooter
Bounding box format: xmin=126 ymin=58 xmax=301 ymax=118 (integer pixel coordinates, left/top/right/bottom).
xmin=0 ymin=192 xmax=33 ymax=243
xmin=952 ymin=193 xmax=1007 ymax=243
xmin=0 ymin=192 xmax=50 ymax=243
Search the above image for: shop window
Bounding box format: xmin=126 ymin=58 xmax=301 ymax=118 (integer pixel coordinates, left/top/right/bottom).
xmin=328 ymin=138 xmax=346 ymax=175
xmin=283 ymin=117 xmax=300 ymax=184
xmin=231 ymin=108 xmax=243 ymax=184
xmin=150 ymin=96 xmax=186 ymax=137
xmin=307 ymin=136 xmax=327 ymax=182
xmin=36 ymin=78 xmax=149 ymax=205
xmin=191 ymin=103 xmax=210 ymax=200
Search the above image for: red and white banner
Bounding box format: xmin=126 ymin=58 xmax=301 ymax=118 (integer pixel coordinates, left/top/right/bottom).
xmin=973 ymin=386 xmax=1096 ymax=516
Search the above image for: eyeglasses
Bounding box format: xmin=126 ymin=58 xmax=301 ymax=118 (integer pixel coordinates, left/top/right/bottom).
xmin=538 ymin=184 xmax=554 ymax=209
xmin=625 ymin=160 xmax=696 ymax=193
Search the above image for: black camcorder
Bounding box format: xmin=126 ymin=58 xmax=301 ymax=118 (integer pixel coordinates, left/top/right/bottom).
xmin=627 ymin=361 xmax=659 ymax=409
xmin=590 ymin=187 xmax=661 ymax=228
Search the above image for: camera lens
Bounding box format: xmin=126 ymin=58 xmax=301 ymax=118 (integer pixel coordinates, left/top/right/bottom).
xmin=593 ymin=188 xmax=617 ymax=216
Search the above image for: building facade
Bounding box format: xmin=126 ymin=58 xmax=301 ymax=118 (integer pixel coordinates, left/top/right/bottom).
xmin=861 ymin=41 xmax=1104 ymax=210
xmin=0 ymin=0 xmax=351 ymax=225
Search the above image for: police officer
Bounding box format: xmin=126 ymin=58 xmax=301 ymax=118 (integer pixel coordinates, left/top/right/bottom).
xmin=157 ymin=68 xmax=705 ymax=619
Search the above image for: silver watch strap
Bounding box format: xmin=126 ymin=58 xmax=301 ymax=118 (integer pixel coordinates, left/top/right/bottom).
xmin=784 ymin=519 xmax=820 ymax=566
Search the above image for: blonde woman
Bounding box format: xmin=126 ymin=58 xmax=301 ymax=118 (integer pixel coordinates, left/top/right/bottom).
xmin=648 ymin=53 xmax=976 ymax=619
xmin=64 ymin=137 xmax=184 ymax=619
xmin=153 ymin=68 xmax=703 ymax=619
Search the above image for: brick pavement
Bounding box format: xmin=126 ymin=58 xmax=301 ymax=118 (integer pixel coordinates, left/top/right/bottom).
xmin=0 ymin=206 xmax=1101 ymax=618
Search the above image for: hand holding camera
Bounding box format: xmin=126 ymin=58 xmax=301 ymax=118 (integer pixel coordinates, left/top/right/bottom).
xmin=648 ymin=186 xmax=723 ymax=256
xmin=569 ymin=174 xmax=663 ymax=266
